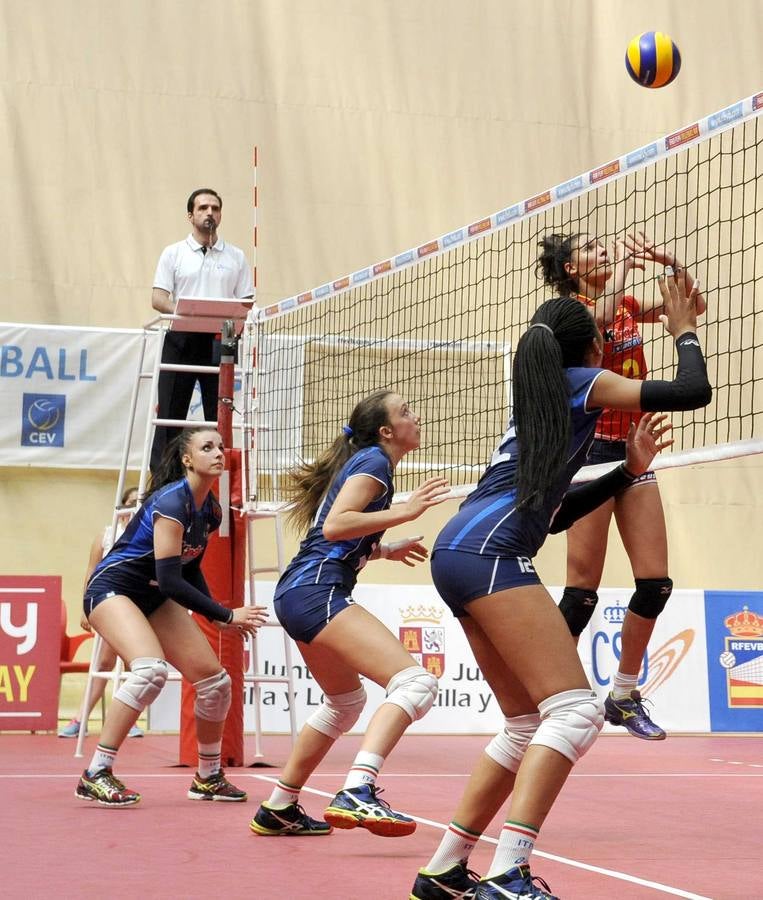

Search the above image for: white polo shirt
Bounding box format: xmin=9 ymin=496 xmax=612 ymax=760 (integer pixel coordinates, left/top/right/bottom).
xmin=153 ymin=234 xmax=254 ymax=301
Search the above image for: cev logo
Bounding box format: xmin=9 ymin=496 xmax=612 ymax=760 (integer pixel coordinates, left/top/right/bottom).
xmin=27 ymin=398 xmax=61 ymax=431
xmin=21 ymin=393 xmax=66 ymax=447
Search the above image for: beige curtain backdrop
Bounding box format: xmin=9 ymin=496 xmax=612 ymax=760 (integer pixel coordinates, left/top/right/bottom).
xmin=0 ymin=1 xmax=761 ymax=643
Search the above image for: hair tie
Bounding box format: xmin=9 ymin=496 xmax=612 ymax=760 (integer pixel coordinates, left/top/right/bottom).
xmin=529 ymin=322 xmax=555 ymax=336
xmin=342 ymin=424 xmax=354 ymax=437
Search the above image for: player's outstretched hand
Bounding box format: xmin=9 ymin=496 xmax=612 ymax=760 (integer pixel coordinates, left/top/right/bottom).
xmin=382 ymin=536 xmax=429 ymax=567
xmin=658 ymin=267 xmax=700 ymax=338
xmin=403 ymin=477 xmax=450 ymax=520
xmin=220 ymin=604 xmax=269 ymax=635
xmin=624 ymin=413 xmax=673 ymax=477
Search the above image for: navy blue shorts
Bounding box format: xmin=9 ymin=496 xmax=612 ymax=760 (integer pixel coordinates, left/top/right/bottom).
xmin=84 ymin=574 xmax=167 ymax=619
xmin=274 ymin=584 xmax=355 ymax=644
xmin=587 ymin=439 xmax=655 ymax=486
xmin=430 ymin=549 xmax=541 ymax=618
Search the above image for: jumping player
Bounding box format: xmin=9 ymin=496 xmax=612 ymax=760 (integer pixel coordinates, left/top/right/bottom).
xmin=411 ymin=272 xmax=711 ymax=899
xmin=75 ymin=427 xmax=267 ymax=807
xmin=537 ymin=231 xmax=705 ymax=739
xmin=250 ymin=390 xmax=448 ymax=839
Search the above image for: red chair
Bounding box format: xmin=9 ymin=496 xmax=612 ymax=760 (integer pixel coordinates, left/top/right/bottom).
xmin=60 ymin=599 xmax=93 ymax=677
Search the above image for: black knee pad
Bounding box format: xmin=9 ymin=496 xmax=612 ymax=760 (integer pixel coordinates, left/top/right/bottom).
xmin=628 ymin=577 xmax=673 ymax=620
xmin=558 ymin=587 xmax=599 ymax=637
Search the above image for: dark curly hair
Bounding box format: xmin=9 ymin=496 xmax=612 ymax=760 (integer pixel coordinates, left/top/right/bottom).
xmin=535 ymin=233 xmax=581 ymax=296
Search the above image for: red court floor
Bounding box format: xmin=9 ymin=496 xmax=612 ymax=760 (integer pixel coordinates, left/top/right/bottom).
xmin=0 ymin=732 xmax=758 ymax=899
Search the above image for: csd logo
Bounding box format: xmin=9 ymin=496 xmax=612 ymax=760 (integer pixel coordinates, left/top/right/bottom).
xmin=21 ymin=393 xmax=66 ymax=447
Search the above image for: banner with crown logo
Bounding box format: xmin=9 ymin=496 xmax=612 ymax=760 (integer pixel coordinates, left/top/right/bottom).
xmin=399 ymin=605 xmax=446 ymax=678
xmin=573 ymin=587 xmax=711 ymax=732
xmin=148 ymin=583 xmax=763 ymax=736
xmin=704 ymin=591 xmax=763 ymax=731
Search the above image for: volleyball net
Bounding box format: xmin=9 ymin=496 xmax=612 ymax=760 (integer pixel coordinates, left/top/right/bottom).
xmin=247 ymin=93 xmax=763 ymax=504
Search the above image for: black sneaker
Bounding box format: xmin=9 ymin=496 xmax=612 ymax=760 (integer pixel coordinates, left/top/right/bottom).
xmin=187 ymin=769 xmax=247 ymax=802
xmin=250 ymin=801 xmax=333 ymax=836
xmin=476 ymin=865 xmax=559 ymax=899
xmin=75 ymin=768 xmax=140 ymax=807
xmin=410 ymin=862 xmax=480 ymax=899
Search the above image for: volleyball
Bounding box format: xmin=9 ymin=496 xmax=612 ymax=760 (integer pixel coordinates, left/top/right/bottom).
xmin=625 ymin=32 xmax=681 ymax=88
xmin=719 ymin=651 xmax=736 ymax=669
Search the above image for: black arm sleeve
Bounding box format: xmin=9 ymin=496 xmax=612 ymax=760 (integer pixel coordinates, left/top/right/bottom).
xmin=640 ymin=332 xmax=712 ymax=412
xmin=549 ymin=464 xmax=637 ymax=534
xmin=155 ymin=556 xmax=233 ymax=624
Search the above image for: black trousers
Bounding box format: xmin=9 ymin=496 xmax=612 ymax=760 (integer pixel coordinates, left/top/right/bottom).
xmin=149 ymin=331 xmax=221 ymax=472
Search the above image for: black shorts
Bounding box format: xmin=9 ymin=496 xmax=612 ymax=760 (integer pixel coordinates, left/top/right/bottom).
xmin=84 ymin=573 xmax=167 ymax=619
xmin=588 ymin=439 xmax=655 ymax=487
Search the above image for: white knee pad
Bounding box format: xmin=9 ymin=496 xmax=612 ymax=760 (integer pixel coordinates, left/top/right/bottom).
xmin=529 ymin=688 xmax=604 ymax=764
xmin=385 ymin=665 xmax=438 ymax=723
xmin=194 ymin=670 xmax=232 ymax=722
xmin=306 ymin=685 xmax=367 ymax=740
xmin=114 ymin=657 xmax=168 ymax=712
xmin=485 ymin=711 xmax=541 ymax=773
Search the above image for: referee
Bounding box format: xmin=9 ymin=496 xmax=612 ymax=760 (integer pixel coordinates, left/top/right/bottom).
xmin=150 ymin=188 xmax=253 ymax=472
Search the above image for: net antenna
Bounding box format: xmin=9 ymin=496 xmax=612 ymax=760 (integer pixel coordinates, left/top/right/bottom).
xmin=243 ymin=93 xmax=763 ymax=508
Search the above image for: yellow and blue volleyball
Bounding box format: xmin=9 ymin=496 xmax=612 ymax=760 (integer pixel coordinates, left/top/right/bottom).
xmin=625 ymin=32 xmax=681 ymax=88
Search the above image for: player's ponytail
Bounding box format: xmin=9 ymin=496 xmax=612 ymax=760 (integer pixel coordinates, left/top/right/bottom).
xmin=286 ymin=390 xmax=394 ymax=534
xmin=512 ymin=298 xmax=598 ymax=509
xmin=145 ymin=426 xmax=213 ymax=499
xmin=536 ymin=233 xmax=581 ymax=296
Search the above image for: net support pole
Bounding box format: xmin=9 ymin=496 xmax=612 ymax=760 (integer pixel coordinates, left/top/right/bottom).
xmin=179 ymin=321 xmax=246 ymax=767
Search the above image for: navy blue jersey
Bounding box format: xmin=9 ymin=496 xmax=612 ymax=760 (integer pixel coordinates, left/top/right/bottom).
xmin=435 ymin=367 xmax=605 ymax=559
xmin=87 ymin=478 xmax=222 ymax=594
xmin=276 ymin=446 xmax=394 ymax=595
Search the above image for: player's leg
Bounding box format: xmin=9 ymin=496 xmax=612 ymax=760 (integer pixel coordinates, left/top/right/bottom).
xmin=75 ymin=595 xmax=165 ymax=806
xmin=606 ymin=479 xmax=671 ymax=740
xmin=313 ymin=602 xmax=437 ymax=836
xmin=59 ymin=638 xmax=118 ymax=738
xmin=559 ymin=498 xmax=614 ymax=643
xmin=251 ymin=643 xmax=364 ymax=837
xmin=149 ymin=600 xmax=248 ymax=801
xmin=464 ymin=585 xmax=602 ymax=898
xmin=412 ymin=616 xmax=538 ymax=899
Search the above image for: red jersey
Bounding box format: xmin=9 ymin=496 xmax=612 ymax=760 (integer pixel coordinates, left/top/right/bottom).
xmin=578 ymin=294 xmax=647 ymax=440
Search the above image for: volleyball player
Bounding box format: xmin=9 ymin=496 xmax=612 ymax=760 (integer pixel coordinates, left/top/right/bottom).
xmin=537 ymin=231 xmax=705 ymax=739
xmin=250 ymin=390 xmax=448 ymax=838
xmin=75 ymin=427 xmax=267 ymax=807
xmin=411 ymin=272 xmax=710 ymax=899
xmin=59 ymin=486 xmax=144 ymax=739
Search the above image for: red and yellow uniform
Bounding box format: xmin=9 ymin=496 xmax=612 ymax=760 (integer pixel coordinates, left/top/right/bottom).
xmin=578 ymin=294 xmax=647 ymax=441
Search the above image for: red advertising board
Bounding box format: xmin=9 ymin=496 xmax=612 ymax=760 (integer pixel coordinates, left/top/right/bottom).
xmin=0 ymin=576 xmax=61 ymax=730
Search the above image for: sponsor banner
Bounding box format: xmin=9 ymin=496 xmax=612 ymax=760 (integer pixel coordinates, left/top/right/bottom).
xmin=0 ymin=324 xmax=154 ymax=468
xmin=578 ymin=588 xmax=710 ymax=733
xmin=0 ymin=323 xmax=247 ymax=469
xmin=0 ymin=576 xmax=61 ymax=731
xmin=149 ymin=584 xmax=714 ymax=735
xmin=704 ymin=591 xmax=763 ymax=732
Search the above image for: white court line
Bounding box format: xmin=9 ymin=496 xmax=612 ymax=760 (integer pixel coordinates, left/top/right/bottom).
xmin=1 ymin=771 xmax=762 ymax=780
xmin=250 ymin=774 xmax=710 ymax=900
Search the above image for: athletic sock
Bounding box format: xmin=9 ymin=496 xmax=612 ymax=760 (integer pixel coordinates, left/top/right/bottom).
xmin=197 ymin=740 xmax=222 ymax=780
xmin=87 ymin=743 xmax=117 ymax=776
xmin=426 ymin=820 xmax=482 ymax=873
xmin=487 ymin=819 xmax=539 ymax=878
xmin=612 ymin=672 xmax=639 ymax=700
xmin=267 ymin=780 xmax=301 ymax=809
xmin=343 ymin=750 xmax=385 ymax=790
